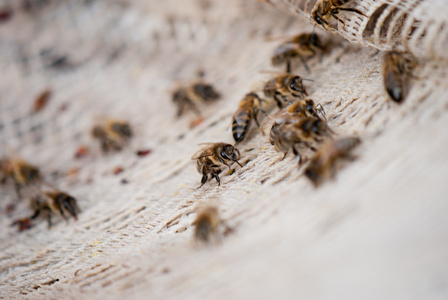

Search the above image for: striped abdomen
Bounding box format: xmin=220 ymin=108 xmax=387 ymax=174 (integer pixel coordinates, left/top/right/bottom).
xmin=232 ymin=108 xmax=251 ymax=144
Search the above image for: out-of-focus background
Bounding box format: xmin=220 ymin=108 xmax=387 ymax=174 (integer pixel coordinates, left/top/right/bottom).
xmin=1 ymin=0 xmax=448 ymax=299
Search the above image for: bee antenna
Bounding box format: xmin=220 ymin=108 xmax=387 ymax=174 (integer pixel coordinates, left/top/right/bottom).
xmin=302 ymin=78 xmax=314 ymax=82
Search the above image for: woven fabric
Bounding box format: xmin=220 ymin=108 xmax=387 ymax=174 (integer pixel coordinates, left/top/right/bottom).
xmin=1 ymin=0 xmax=447 ymax=299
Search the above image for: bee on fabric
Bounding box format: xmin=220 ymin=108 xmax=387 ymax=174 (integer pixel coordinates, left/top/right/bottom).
xmin=29 ymin=190 xmax=80 ymax=228
xmin=312 ymin=0 xmax=366 ymax=31
xmin=270 ymin=98 xmax=326 ymax=125
xmin=0 ymin=158 xmax=41 ymax=198
xmin=272 ymin=33 xmax=327 ymax=73
xmin=382 ymin=51 xmax=413 ymax=103
xmin=193 ymin=206 xmax=220 ymax=243
xmin=92 ymin=120 xmax=133 ymax=153
xmin=231 ymin=92 xmax=266 ymax=144
xmin=304 ymin=136 xmax=360 ymax=187
xmin=263 ymin=73 xmax=309 ymax=108
xmin=191 ymin=143 xmax=242 ymax=188
xmin=269 ymin=117 xmax=333 ymax=163
xmin=172 ymin=82 xmax=221 ymax=117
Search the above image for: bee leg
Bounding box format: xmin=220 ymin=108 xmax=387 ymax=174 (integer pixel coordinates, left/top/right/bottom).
xmin=59 ymin=205 xmax=68 ymax=221
xmin=281 ymin=152 xmax=288 ymax=161
xmin=297 ymin=54 xmax=310 ymax=72
xmin=46 ymin=208 xmax=53 ymax=228
xmin=176 ymin=104 xmax=184 ymax=117
xmin=292 ymin=146 xmax=302 ymax=165
xmin=315 ymin=104 xmax=327 ymax=120
xmin=273 ymin=94 xmax=283 ymax=108
xmin=253 ymin=107 xmax=266 ymax=128
xmin=101 ymin=141 xmax=109 ymax=153
xmin=286 ymin=59 xmax=291 ymax=73
xmin=214 ymin=174 xmax=221 ymax=186
xmin=190 ymin=102 xmax=202 ymax=117
xmin=14 ymin=183 xmax=22 ymax=199
xmin=30 ymin=208 xmax=41 ymax=220
xmin=198 ymin=176 xmax=207 ymax=189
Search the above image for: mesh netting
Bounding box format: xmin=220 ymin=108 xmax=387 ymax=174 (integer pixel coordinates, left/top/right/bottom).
xmin=1 ymin=0 xmax=448 ymax=298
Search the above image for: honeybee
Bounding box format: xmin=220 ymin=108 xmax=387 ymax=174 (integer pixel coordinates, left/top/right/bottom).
xmin=312 ymin=0 xmax=366 ymax=31
xmin=29 ymin=191 xmax=80 ymax=228
xmin=263 ymin=74 xmax=309 ymax=108
xmin=269 ymin=117 xmax=333 ymax=163
xmin=304 ymin=136 xmax=360 ymax=187
xmin=272 ymin=33 xmax=327 ymax=73
xmin=275 ymin=98 xmax=326 ymax=124
xmin=383 ymin=51 xmax=413 ymax=103
xmin=172 ymin=82 xmax=221 ymax=117
xmin=191 ymin=143 xmax=242 ymax=188
xmin=92 ymin=120 xmax=133 ymax=153
xmin=0 ymin=158 xmax=41 ymax=198
xmin=232 ymin=93 xmax=266 ymax=144
xmin=193 ymin=206 xmax=220 ymax=243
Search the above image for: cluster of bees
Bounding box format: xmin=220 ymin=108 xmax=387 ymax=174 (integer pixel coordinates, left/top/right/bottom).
xmin=0 ymin=158 xmax=79 ymax=230
xmin=2 ymin=0 xmax=415 ymax=240
xmin=1 ymin=119 xmax=135 ymax=230
xmin=184 ymin=0 xmax=416 ymax=243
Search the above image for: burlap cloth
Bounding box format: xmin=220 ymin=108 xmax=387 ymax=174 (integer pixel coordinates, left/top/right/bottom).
xmin=1 ymin=0 xmax=447 ymax=299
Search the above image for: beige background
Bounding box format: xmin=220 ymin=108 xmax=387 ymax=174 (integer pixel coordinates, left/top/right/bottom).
xmin=1 ymin=0 xmax=448 ymax=299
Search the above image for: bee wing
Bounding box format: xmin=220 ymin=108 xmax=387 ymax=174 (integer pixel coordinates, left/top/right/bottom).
xmin=263 ymin=78 xmax=279 ymax=92
xmin=273 ymin=42 xmax=298 ymax=56
xmin=191 ymin=144 xmax=216 ymax=160
xmin=260 ymin=114 xmax=276 ymax=135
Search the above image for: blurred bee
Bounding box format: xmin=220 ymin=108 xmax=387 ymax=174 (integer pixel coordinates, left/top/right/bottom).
xmin=0 ymin=158 xmax=41 ymax=198
xmin=304 ymin=136 xmax=360 ymax=187
xmin=232 ymin=93 xmax=266 ymax=144
xmin=193 ymin=206 xmax=220 ymax=243
xmin=29 ymin=191 xmax=80 ymax=228
xmin=312 ymin=0 xmax=366 ymax=31
xmin=383 ymin=51 xmax=413 ymax=103
xmin=272 ymin=33 xmax=327 ymax=73
xmin=172 ymin=82 xmax=221 ymax=117
xmin=191 ymin=143 xmax=242 ymax=188
xmin=269 ymin=117 xmax=333 ymax=163
xmin=263 ymin=74 xmax=309 ymax=108
xmin=92 ymin=120 xmax=133 ymax=153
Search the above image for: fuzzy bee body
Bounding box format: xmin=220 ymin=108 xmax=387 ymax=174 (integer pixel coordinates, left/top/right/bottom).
xmin=269 ymin=117 xmax=332 ymax=163
xmin=272 ymin=33 xmax=326 ymax=72
xmin=26 ymin=190 xmax=80 ymax=228
xmin=263 ymin=74 xmax=308 ymax=108
xmin=192 ymin=143 xmax=242 ymax=188
xmin=383 ymin=51 xmax=412 ymax=103
xmin=312 ymin=0 xmax=365 ymax=31
xmin=172 ymin=82 xmax=221 ymax=117
xmin=0 ymin=158 xmax=41 ymax=198
xmin=305 ymin=136 xmax=360 ymax=187
xmin=232 ymin=93 xmax=265 ymax=144
xmin=193 ymin=206 xmax=220 ymax=243
xmin=92 ymin=120 xmax=133 ymax=153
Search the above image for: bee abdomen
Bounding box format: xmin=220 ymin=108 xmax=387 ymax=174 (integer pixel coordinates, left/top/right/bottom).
xmin=232 ymin=111 xmax=250 ymax=144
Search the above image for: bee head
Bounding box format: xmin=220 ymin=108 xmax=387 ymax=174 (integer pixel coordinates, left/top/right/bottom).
xmin=55 ymin=193 xmax=79 ymax=220
xmin=312 ymin=9 xmax=323 ymax=25
xmin=194 ymin=83 xmax=220 ymax=101
xmin=221 ymin=144 xmax=240 ymax=162
xmin=305 ymin=100 xmax=315 ymax=114
xmin=111 ymin=122 xmax=133 ymax=138
xmin=22 ymin=165 xmax=40 ymax=181
xmin=289 ymin=76 xmax=303 ymax=92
